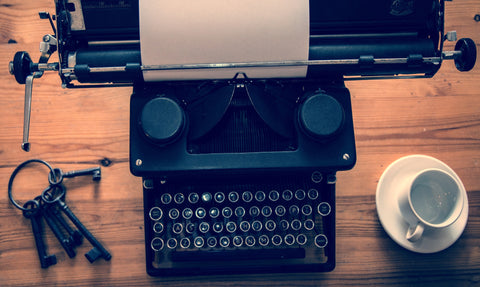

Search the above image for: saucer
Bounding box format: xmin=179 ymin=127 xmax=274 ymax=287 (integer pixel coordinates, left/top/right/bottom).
xmin=376 ymin=155 xmax=469 ymax=253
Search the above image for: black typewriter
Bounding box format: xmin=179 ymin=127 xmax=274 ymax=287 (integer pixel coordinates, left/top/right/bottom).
xmin=8 ymin=0 xmax=476 ymax=276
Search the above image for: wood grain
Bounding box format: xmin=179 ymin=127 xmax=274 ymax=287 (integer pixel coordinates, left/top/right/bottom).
xmin=1 ymin=1 xmax=480 ymax=286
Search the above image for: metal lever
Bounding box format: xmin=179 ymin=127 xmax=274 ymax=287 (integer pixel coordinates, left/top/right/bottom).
xmin=22 ymin=73 xmax=41 ymax=152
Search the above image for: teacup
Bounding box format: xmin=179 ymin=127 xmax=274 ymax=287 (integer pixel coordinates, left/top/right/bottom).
xmin=397 ymin=168 xmax=465 ymax=242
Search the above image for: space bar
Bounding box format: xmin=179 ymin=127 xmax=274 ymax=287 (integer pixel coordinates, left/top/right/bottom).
xmin=171 ymin=248 xmax=305 ymax=262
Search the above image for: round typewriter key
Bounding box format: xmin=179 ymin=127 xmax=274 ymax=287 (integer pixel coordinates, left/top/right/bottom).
xmin=167 ymin=238 xmax=177 ymax=249
xmin=214 ymin=192 xmax=225 ymax=203
xmin=249 ymin=206 xmax=260 ymax=217
xmin=222 ymin=207 xmax=233 ymax=218
xmin=242 ymin=191 xmax=253 ymax=203
xmin=220 ymin=236 xmax=230 ymax=247
xmin=301 ymin=204 xmax=313 ymax=216
xmin=315 ymin=234 xmax=328 ymax=248
xmin=161 ymin=193 xmax=172 ymax=204
xmin=173 ymin=223 xmax=183 ymax=234
xmin=201 ymin=192 xmax=212 ymax=203
xmin=228 ymin=191 xmax=239 ymax=203
xmin=282 ymin=189 xmax=293 ymax=201
xmin=304 ymin=219 xmax=315 ymax=231
xmin=234 ymin=206 xmax=245 ymax=218
xmin=272 ymin=234 xmax=282 ymax=246
xmin=188 ymin=192 xmax=199 ymax=204
xmin=174 ymin=193 xmax=185 ymax=204
xmin=233 ymin=236 xmax=243 ymax=247
xmin=255 ymin=191 xmax=266 ymax=202
xmin=296 ymin=234 xmax=307 ymax=245
xmin=252 ymin=220 xmax=263 ymax=232
xmin=195 ymin=207 xmax=206 ymax=219
xmin=289 ymin=205 xmax=300 ymax=216
xmin=245 ymin=235 xmax=255 ymax=247
xmin=199 ymin=222 xmax=210 ymax=233
xmin=169 ymin=208 xmax=180 ymax=220
xmin=275 ymin=205 xmax=286 ymax=217
xmin=149 ymin=207 xmax=163 ymax=221
xmin=182 ymin=208 xmax=193 ymax=220
xmin=317 ymin=202 xmax=331 ymax=216
xmin=194 ymin=236 xmax=205 ymax=248
xmin=261 ymin=206 xmax=272 ymax=217
xmin=269 ymin=190 xmax=280 ymax=202
xmin=284 ymin=234 xmax=295 ymax=246
xmin=153 ymin=222 xmax=164 ymax=234
xmin=291 ymin=219 xmax=302 ymax=231
xmin=295 ymin=189 xmax=306 ymax=201
xmin=207 ymin=237 xmax=217 ymax=248
xmin=279 ymin=219 xmax=290 ymax=231
xmin=226 ymin=221 xmax=237 ymax=233
xmin=151 ymin=237 xmax=164 ymax=251
xmin=209 ymin=207 xmax=220 ymax=218
xmin=265 ymin=220 xmax=276 ymax=232
xmin=186 ymin=222 xmax=195 ymax=234
xmin=180 ymin=237 xmax=191 ymax=249
xmin=259 ymin=235 xmax=269 ymax=246
xmin=308 ymin=188 xmax=319 ymax=200
xmin=213 ymin=222 xmax=224 ymax=233
xmin=240 ymin=221 xmax=250 ymax=232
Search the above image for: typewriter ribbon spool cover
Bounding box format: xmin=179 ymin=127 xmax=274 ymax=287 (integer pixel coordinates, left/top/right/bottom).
xmin=139 ymin=0 xmax=310 ymax=81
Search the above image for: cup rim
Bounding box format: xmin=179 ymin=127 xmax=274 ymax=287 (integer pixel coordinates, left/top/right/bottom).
xmin=408 ymin=168 xmax=464 ymax=228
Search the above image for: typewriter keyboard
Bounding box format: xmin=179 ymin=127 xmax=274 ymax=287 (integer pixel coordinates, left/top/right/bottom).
xmin=143 ymin=176 xmax=336 ymax=275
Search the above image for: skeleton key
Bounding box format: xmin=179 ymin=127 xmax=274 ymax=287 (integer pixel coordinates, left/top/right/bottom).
xmin=49 ymin=167 xmax=101 ymax=185
xmin=42 ymin=185 xmax=111 ymax=263
xmin=22 ymin=199 xmax=57 ymax=268
xmin=39 ymin=196 xmax=76 ymax=258
xmin=46 ymin=205 xmax=83 ymax=246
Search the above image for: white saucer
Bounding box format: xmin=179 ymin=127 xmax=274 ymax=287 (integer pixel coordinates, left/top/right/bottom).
xmin=376 ymin=155 xmax=469 ymax=253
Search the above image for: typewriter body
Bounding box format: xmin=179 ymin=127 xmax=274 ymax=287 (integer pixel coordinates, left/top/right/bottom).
xmin=9 ymin=0 xmax=476 ymax=276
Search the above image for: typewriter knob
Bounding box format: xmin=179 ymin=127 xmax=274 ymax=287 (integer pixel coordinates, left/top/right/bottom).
xmin=10 ymin=51 xmax=33 ymax=85
xmin=298 ymin=93 xmax=345 ymax=141
xmin=140 ymin=97 xmax=185 ymax=145
xmin=454 ymin=38 xmax=476 ymax=72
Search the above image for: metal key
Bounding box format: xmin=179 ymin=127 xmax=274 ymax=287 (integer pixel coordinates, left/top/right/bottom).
xmin=49 ymin=167 xmax=101 ymax=185
xmin=40 ymin=198 xmax=76 ymax=258
xmin=42 ymin=185 xmax=111 ymax=263
xmin=22 ymin=200 xmax=57 ymax=268
xmin=46 ymin=205 xmax=83 ymax=246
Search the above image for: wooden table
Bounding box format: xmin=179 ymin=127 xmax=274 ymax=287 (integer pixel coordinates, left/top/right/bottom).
xmin=1 ymin=1 xmax=479 ymax=286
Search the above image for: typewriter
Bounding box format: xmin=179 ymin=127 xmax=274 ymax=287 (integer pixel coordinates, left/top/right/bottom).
xmin=9 ymin=0 xmax=476 ymax=276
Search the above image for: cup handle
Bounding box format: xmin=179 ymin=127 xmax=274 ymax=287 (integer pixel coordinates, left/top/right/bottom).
xmin=406 ymin=222 xmax=424 ymax=242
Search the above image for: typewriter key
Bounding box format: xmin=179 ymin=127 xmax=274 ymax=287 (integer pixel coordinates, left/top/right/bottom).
xmin=251 ymin=220 xmax=262 ymax=232
xmin=195 ymin=207 xmax=206 ymax=219
xmin=282 ymin=190 xmax=293 ymax=201
xmin=249 ymin=206 xmax=260 ymax=217
xmin=174 ymin=193 xmax=185 ymax=204
xmin=296 ymin=234 xmax=307 ymax=245
xmin=213 ymin=222 xmax=223 ymax=233
xmin=222 ymin=207 xmax=233 ymax=218
xmin=295 ymin=189 xmax=306 ymax=201
xmin=207 ymin=237 xmax=217 ymax=248
xmin=245 ymin=236 xmax=255 ymax=247
xmin=234 ymin=206 xmax=246 ymax=218
xmin=301 ymin=204 xmax=313 ymax=216
xmin=308 ymin=189 xmax=319 ymax=200
xmin=167 ymin=238 xmax=177 ymax=249
xmin=226 ymin=221 xmax=237 ymax=233
xmin=284 ymin=234 xmax=295 ymax=246
xmin=279 ymin=219 xmax=289 ymax=231
xmin=261 ymin=206 xmax=272 ymax=217
xmin=259 ymin=235 xmax=269 ymax=246
xmin=314 ymin=234 xmax=328 ymax=248
xmin=182 ymin=208 xmax=193 ymax=220
xmin=304 ymin=219 xmax=315 ymax=231
xmin=169 ymin=208 xmax=180 ymax=220
xmin=242 ymin=191 xmax=253 ymax=203
xmin=199 ymin=222 xmax=210 ymax=233
xmin=161 ymin=193 xmax=172 ymax=205
xmin=153 ymin=222 xmax=164 ymax=234
xmin=188 ymin=193 xmax=199 ymax=204
xmin=239 ymin=221 xmax=250 ymax=232
xmin=219 ymin=236 xmax=230 ymax=248
xmin=291 ymin=219 xmax=302 ymax=231
xmin=271 ymin=235 xmax=282 ymax=246
xmin=194 ymin=237 xmax=205 ymax=248
xmin=228 ymin=191 xmax=239 ymax=203
xmin=214 ymin=192 xmax=225 ymax=203
xmin=151 ymin=237 xmax=164 ymax=251
xmin=265 ymin=220 xmax=276 ymax=232
xmin=209 ymin=207 xmax=220 ymax=218
xmin=275 ymin=205 xmax=286 ymax=217
xmin=233 ymin=236 xmax=243 ymax=247
xmin=201 ymin=192 xmax=212 ymax=203
xmin=255 ymin=191 xmax=266 ymax=202
xmin=149 ymin=207 xmax=163 ymax=221
xmin=268 ymin=190 xmax=280 ymax=202
xmin=186 ymin=223 xmax=195 ymax=234
xmin=172 ymin=223 xmax=183 ymax=234
xmin=289 ymin=205 xmax=300 ymax=216
xmin=317 ymin=202 xmax=332 ymax=216
xmin=180 ymin=238 xmax=191 ymax=249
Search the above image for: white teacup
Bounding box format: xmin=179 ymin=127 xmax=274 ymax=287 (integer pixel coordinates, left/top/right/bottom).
xmin=397 ymin=168 xmax=465 ymax=242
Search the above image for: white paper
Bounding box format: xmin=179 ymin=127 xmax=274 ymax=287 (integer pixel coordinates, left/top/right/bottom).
xmin=139 ymin=0 xmax=310 ymax=81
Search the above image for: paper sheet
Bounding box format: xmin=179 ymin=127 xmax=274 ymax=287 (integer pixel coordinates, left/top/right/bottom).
xmin=139 ymin=0 xmax=310 ymax=81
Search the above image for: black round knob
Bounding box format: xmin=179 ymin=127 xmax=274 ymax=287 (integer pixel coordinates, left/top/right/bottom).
xmin=454 ymin=38 xmax=476 ymax=72
xmin=298 ymin=93 xmax=345 ymax=141
xmin=140 ymin=97 xmax=185 ymax=145
xmin=10 ymin=51 xmax=33 ymax=84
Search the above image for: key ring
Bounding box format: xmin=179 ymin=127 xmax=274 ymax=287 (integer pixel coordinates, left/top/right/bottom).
xmin=8 ymin=159 xmax=55 ymax=211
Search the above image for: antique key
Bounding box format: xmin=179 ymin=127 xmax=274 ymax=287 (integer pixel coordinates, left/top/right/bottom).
xmin=42 ymin=185 xmax=112 ymax=263
xmin=48 ymin=167 xmax=101 ymax=185
xmin=46 ymin=205 xmax=83 ymax=246
xmin=22 ymin=200 xmax=57 ymax=268
xmin=39 ymin=195 xmax=76 ymax=258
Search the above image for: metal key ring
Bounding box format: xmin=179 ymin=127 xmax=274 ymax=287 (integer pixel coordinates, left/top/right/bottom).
xmin=41 ymin=184 xmax=66 ymax=205
xmin=8 ymin=159 xmax=55 ymax=211
xmin=48 ymin=168 xmax=63 ymax=186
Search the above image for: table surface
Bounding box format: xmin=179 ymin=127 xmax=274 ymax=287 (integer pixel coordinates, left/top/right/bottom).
xmin=1 ymin=1 xmax=479 ymax=286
